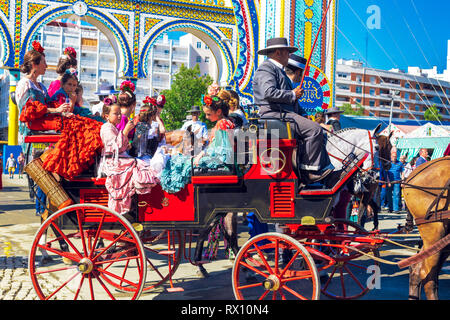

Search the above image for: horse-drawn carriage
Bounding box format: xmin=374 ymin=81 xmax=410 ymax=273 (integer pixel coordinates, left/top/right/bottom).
xmin=23 ymin=113 xmax=448 ymax=300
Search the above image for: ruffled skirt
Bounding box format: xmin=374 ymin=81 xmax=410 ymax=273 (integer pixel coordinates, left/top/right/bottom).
xmin=42 ymin=115 xmax=103 ymax=180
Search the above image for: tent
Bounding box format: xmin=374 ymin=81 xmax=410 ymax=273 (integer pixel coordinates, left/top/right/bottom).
xmin=394 ymin=123 xmax=450 ymax=162
xmin=379 ymin=124 xmax=419 ymax=146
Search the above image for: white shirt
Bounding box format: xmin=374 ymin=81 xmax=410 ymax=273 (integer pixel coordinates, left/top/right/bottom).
xmin=181 ymin=120 xmax=208 ymax=141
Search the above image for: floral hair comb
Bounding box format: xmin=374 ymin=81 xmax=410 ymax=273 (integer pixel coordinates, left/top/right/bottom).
xmin=31 ymin=41 xmax=44 ymax=54
xmin=120 ymin=80 xmax=135 ymax=93
xmin=103 ymin=95 xmax=117 ymax=106
xmin=65 ymin=68 xmax=78 ymax=77
xmin=202 ymin=94 xmax=219 ymax=106
xmin=63 ymin=47 xmax=77 ymax=59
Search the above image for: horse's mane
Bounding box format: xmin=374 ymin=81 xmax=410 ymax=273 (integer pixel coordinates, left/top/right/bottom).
xmin=327 ymin=127 xmax=365 ymax=143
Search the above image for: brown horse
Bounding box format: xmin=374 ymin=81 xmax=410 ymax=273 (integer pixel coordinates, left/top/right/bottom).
xmin=403 ymin=156 xmax=450 ymax=300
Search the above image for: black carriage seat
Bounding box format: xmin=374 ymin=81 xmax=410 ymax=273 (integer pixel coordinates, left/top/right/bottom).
xmin=256 ymin=118 xmax=294 ymax=139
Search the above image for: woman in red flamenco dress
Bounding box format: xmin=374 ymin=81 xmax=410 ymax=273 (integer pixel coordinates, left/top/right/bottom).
xmin=18 ymin=41 xmax=103 ymax=181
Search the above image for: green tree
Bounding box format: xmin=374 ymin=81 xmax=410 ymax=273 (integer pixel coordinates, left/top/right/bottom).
xmin=339 ymin=103 xmax=365 ymax=116
xmin=424 ymin=105 xmax=443 ymax=122
xmin=160 ymin=64 xmax=213 ymax=131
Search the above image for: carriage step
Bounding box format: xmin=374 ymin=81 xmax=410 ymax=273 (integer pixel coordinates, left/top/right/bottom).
xmin=159 ymin=250 xmax=176 ymax=255
xmin=166 ymin=287 xmax=184 ymax=293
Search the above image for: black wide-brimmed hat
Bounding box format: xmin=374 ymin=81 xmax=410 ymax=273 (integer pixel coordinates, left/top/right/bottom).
xmin=94 ymin=82 xmax=119 ymax=96
xmin=324 ymin=107 xmax=344 ymax=115
xmin=287 ymin=53 xmax=307 ymax=71
xmin=257 ymin=37 xmax=298 ymax=55
xmin=187 ymin=105 xmax=202 ymax=113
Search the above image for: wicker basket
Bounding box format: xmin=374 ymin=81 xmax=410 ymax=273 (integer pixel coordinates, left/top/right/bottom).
xmin=25 ymin=158 xmax=73 ymax=210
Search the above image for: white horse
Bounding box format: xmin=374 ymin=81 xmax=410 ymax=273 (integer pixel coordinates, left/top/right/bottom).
xmin=324 ymin=123 xmax=393 ymax=227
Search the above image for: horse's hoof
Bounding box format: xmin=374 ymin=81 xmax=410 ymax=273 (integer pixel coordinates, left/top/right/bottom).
xmin=196 ymin=269 xmax=209 ymax=278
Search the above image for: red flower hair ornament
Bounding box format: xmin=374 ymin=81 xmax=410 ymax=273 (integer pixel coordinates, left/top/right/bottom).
xmin=143 ymin=96 xmax=156 ymax=106
xmin=120 ymin=80 xmax=135 ymax=93
xmin=156 ymin=94 xmax=166 ymax=107
xmin=31 ymin=41 xmax=45 ymax=54
xmin=63 ymin=47 xmax=77 ymax=59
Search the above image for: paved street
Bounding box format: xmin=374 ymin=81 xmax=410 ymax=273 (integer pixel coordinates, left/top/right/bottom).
xmin=0 ymin=174 xmax=448 ymax=301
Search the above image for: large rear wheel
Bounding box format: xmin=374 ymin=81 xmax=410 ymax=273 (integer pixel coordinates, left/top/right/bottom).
xmin=29 ymin=204 xmax=146 ymax=300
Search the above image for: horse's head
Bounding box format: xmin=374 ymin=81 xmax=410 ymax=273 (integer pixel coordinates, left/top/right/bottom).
xmin=372 ymin=123 xmax=392 ymax=171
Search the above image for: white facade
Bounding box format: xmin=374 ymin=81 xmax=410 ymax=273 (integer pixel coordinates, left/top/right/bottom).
xmin=35 ymin=21 xmax=217 ymax=111
xmin=38 ymin=20 xmax=117 ymax=106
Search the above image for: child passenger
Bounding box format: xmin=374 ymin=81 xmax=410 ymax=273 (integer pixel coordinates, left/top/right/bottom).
xmin=132 ymin=102 xmax=158 ymax=161
xmin=99 ymin=102 xmax=162 ymax=217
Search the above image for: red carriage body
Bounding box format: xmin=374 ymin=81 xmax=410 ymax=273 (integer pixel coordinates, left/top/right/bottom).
xmin=24 ymin=119 xmax=380 ymax=300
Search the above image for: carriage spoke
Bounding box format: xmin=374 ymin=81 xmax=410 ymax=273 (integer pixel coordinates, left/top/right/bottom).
xmin=89 ymin=213 xmax=107 ymax=259
xmin=238 ymin=260 xmax=270 ymax=279
xmin=92 ymin=230 xmax=131 ymax=261
xmin=282 ymin=284 xmax=308 ymax=300
xmin=88 ymin=274 xmax=95 ymax=300
xmin=45 ymin=271 xmax=80 ymax=300
xmin=33 ymin=265 xmax=78 ymax=275
xmin=97 ymin=267 xmax=140 ymax=289
xmin=339 ymin=267 xmax=346 ymax=298
xmin=49 ymin=221 xmax=83 ymax=259
xmin=74 ymin=274 xmax=86 ymax=300
xmin=344 ymin=264 xmax=366 ymax=290
xmin=252 ymin=243 xmax=273 ymax=274
xmin=279 ymin=250 xmax=300 ymax=278
xmin=259 ymin=289 xmax=270 ymax=300
xmin=94 ymin=273 xmax=116 ymax=300
xmin=36 ymin=243 xmax=81 ymax=264
xmin=76 ymin=209 xmax=88 ymax=256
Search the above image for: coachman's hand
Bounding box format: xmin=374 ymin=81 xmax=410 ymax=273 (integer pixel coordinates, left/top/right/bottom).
xmin=293 ymin=87 xmax=304 ymax=99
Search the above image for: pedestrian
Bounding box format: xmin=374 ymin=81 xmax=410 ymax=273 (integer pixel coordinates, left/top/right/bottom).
xmin=399 ymin=154 xmax=407 ymax=166
xmin=0 ymin=151 xmax=3 ymax=190
xmin=386 ymin=148 xmax=404 ymax=213
xmin=17 ymin=152 xmax=25 ymax=179
xmin=402 ymin=156 xmax=418 ymax=232
xmin=5 ymin=153 xmax=17 ymax=179
xmin=324 ymin=107 xmax=344 ymax=132
xmin=414 ymin=148 xmax=428 ymax=167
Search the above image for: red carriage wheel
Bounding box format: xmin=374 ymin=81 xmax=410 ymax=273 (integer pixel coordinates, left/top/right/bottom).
xmin=140 ymin=230 xmax=184 ymax=292
xmin=319 ymin=219 xmax=380 ymax=300
xmin=232 ymin=233 xmax=320 ymax=300
xmin=28 ymin=204 xmax=146 ymax=300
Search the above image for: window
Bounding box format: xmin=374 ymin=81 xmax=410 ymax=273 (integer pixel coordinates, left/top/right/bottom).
xmin=196 ymin=56 xmax=202 ymax=63
xmin=355 ymin=75 xmax=362 ymax=83
xmin=370 ymin=77 xmax=376 ymax=84
xmin=337 ymin=84 xmax=349 ymax=90
xmin=405 ymin=93 xmax=409 ymax=100
xmin=369 ymin=89 xmax=376 ymax=96
xmin=415 ymin=105 xmax=420 ymax=112
xmin=369 ymin=100 xmax=375 ymax=107
xmin=196 ymin=42 xmax=202 ymax=49
xmin=405 ymin=82 xmax=410 ymax=89
xmin=205 ymin=45 xmax=209 ymax=50
xmin=355 ymin=86 xmax=362 ymax=94
xmin=205 ymin=57 xmax=210 ymax=63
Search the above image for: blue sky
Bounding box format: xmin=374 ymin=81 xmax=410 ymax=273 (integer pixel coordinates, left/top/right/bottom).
xmin=336 ymin=0 xmax=450 ymax=72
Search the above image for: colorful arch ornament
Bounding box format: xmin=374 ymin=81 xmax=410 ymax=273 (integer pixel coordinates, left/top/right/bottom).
xmin=1 ymin=0 xmax=337 ymax=146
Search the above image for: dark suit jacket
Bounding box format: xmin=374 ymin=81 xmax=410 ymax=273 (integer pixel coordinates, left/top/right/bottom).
xmin=252 ymin=59 xmax=297 ymax=113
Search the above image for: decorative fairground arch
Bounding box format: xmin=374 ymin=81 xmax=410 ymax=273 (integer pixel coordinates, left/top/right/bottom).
xmin=1 ymin=0 xmax=338 ymax=146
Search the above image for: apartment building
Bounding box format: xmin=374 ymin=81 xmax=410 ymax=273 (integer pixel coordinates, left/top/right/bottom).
xmin=335 ymin=59 xmax=450 ymax=121
xmin=34 ymin=20 xmax=217 ymax=109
